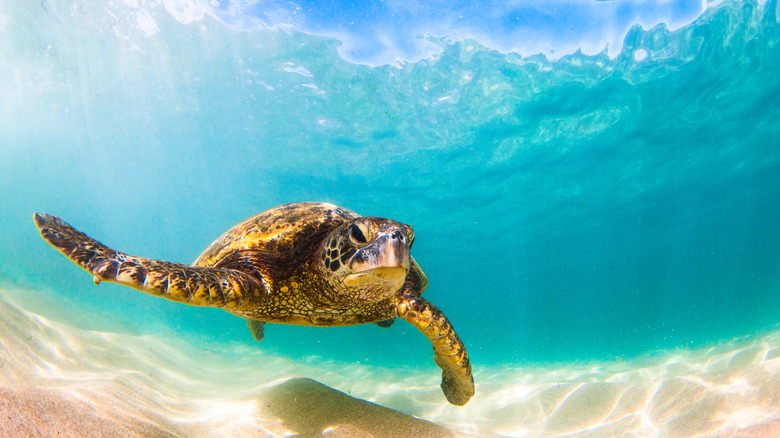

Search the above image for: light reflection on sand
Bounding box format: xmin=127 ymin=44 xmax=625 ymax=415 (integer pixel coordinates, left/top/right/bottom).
xmin=0 ymin=285 xmax=778 ymax=437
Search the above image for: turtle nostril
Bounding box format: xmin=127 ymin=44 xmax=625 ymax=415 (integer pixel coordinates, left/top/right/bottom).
xmin=391 ymin=230 xmax=404 ymax=240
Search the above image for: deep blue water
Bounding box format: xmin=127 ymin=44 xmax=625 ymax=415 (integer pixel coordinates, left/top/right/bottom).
xmin=1 ymin=0 xmax=779 ymax=368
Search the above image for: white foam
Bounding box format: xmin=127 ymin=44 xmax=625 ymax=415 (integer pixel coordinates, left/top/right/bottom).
xmin=133 ymin=9 xmax=159 ymax=37
xmin=162 ymin=0 xmax=206 ymax=24
xmin=149 ymin=0 xmax=719 ymax=65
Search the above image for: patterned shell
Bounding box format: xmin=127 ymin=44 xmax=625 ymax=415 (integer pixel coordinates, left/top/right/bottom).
xmin=193 ymin=202 xmax=360 ymax=268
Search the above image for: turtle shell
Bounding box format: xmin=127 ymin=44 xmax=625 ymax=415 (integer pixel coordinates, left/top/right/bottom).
xmin=193 ymin=202 xmax=359 ymax=268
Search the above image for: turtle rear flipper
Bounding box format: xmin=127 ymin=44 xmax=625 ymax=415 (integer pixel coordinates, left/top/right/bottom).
xmin=375 ymin=318 xmax=395 ymax=328
xmin=247 ymin=319 xmax=265 ymax=341
xmin=396 ymin=295 xmax=474 ymax=406
xmin=34 ymin=213 xmax=265 ymax=309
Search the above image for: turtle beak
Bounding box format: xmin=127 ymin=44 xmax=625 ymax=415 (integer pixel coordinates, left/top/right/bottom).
xmin=357 ymin=266 xmax=408 ymax=291
xmin=344 ymin=231 xmax=411 ymax=291
xmin=371 ymin=231 xmax=411 ymax=272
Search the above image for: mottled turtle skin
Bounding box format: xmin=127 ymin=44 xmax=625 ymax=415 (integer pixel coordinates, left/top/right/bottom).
xmin=34 ymin=202 xmax=474 ymax=406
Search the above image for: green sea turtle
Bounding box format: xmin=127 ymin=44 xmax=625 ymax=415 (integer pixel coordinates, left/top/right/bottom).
xmin=33 ymin=202 xmax=474 ymax=406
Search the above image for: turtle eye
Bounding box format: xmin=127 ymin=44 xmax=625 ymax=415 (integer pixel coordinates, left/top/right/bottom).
xmin=349 ymin=224 xmax=368 ymax=244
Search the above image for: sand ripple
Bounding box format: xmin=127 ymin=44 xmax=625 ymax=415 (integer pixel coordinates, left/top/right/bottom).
xmin=428 ymin=335 xmax=780 ymax=437
xmin=0 ymin=285 xmax=778 ymax=437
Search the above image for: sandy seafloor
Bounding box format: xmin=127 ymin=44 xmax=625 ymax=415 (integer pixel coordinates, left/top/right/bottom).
xmin=0 ymin=284 xmax=778 ymax=438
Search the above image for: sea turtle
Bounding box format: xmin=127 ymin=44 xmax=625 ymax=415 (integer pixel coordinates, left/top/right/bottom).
xmin=33 ymin=202 xmax=474 ymax=406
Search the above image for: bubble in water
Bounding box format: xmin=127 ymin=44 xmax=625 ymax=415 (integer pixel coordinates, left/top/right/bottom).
xmin=257 ymin=81 xmax=275 ymax=91
xmin=284 ymin=65 xmax=313 ymax=77
xmin=210 ymin=0 xmax=219 ymax=7
xmin=317 ymin=119 xmax=339 ymax=129
xmin=634 ymin=49 xmax=649 ymax=62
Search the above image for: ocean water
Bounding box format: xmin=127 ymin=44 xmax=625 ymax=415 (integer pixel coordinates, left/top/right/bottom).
xmin=1 ymin=0 xmax=779 ymax=436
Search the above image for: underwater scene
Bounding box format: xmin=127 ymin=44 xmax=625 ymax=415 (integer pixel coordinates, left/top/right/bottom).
xmin=1 ymin=0 xmax=780 ymax=436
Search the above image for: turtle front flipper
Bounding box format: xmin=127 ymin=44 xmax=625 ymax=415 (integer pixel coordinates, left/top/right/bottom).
xmin=34 ymin=213 xmax=265 ymax=310
xmin=396 ymin=294 xmax=475 ymax=406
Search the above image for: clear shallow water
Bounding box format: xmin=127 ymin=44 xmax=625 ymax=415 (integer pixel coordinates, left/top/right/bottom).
xmin=1 ymin=0 xmax=779 ymax=425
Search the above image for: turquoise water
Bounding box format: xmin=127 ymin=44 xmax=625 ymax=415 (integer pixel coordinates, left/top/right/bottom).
xmin=1 ymin=0 xmax=779 ymax=376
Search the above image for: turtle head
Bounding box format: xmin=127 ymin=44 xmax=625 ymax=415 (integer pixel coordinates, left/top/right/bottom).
xmin=320 ymin=217 xmax=415 ymax=302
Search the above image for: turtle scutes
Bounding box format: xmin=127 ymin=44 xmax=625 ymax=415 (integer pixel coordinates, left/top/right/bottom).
xmin=33 ymin=202 xmax=475 ymax=405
